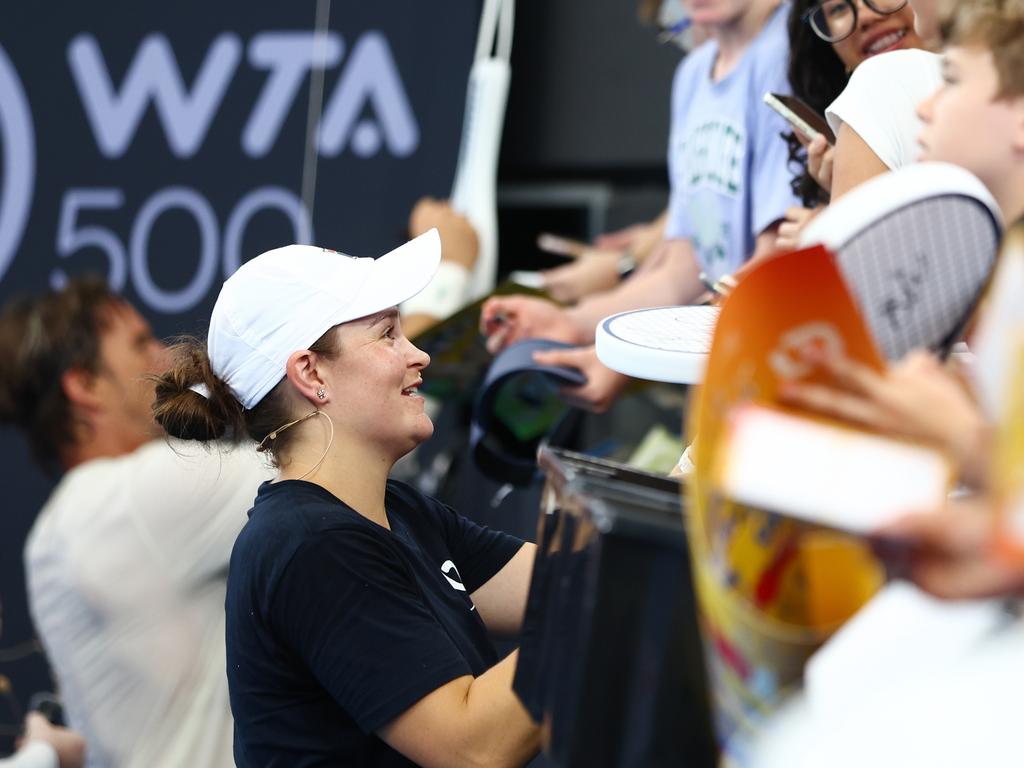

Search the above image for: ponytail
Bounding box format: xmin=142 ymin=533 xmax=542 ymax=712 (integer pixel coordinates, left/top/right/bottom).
xmin=154 ymin=325 xmax=343 ymax=467
xmin=153 ymin=339 xmax=245 ymax=442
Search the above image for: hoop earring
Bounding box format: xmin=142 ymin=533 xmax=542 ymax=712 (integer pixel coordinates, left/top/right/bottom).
xmin=316 ymin=386 xmax=327 ymax=400
xmin=257 ymin=408 xmax=321 ymax=452
xmin=297 ymin=410 xmax=335 ymax=481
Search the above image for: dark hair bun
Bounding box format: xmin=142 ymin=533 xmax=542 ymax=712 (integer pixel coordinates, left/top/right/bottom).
xmin=153 ymin=340 xmax=245 ymax=442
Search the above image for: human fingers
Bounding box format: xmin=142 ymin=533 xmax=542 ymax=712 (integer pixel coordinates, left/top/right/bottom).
xmin=894 ymin=349 xmax=942 ymax=377
xmin=480 ymin=299 xmax=523 ymax=354
xmin=539 ymin=265 xmax=576 ymax=304
xmin=532 ymin=346 xmax=590 ymax=373
xmin=594 ymin=225 xmax=640 ymax=251
xmin=775 ymin=228 xmax=800 ymax=252
xmin=557 ymin=381 xmax=610 ymax=413
xmin=541 ymin=348 xmax=626 ymax=414
xmin=775 ymin=235 xmax=797 ymax=251
xmin=479 ymin=297 xmax=514 ymax=334
xmin=806 ymin=135 xmax=827 ymax=158
xmin=408 ymin=196 xmax=443 ymax=235
xmin=805 ymin=348 xmax=888 ymax=399
xmin=807 ymin=137 xmax=833 ymax=192
xmin=778 ymin=380 xmax=886 ymax=429
xmin=818 ymin=150 xmax=833 ymax=186
xmin=912 ymin=554 xmax=1024 ymax=601
xmin=484 ymin=308 xmax=539 ymax=354
xmin=784 ymin=205 xmax=808 ymax=221
xmin=532 ymin=347 xmax=604 ymax=412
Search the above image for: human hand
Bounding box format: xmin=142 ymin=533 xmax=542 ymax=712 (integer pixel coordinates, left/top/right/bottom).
xmin=408 ymin=197 xmax=478 ymax=269
xmin=531 ymin=345 xmax=628 ymax=414
xmin=540 ymin=249 xmax=622 ymax=303
xmin=874 ymin=498 xmax=1024 ymax=600
xmin=806 ymin=134 xmax=834 ymax=193
xmin=21 ymin=712 xmax=86 ymax=768
xmin=779 ymin=349 xmax=991 ymax=487
xmin=593 ymin=222 xmax=648 ymax=251
xmin=776 ymin=205 xmax=822 ymax=251
xmin=479 ymin=295 xmax=585 ymax=355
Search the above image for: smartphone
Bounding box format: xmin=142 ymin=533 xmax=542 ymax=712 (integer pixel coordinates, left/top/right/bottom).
xmin=536 ymin=233 xmax=587 ymax=259
xmin=763 ymin=92 xmax=836 ymax=146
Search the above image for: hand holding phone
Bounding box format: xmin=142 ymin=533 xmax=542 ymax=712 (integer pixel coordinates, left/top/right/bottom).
xmin=763 ymin=92 xmax=836 ymax=146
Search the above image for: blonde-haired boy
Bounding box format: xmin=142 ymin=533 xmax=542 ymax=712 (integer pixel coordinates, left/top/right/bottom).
xmin=918 ymin=0 xmax=1024 ymax=222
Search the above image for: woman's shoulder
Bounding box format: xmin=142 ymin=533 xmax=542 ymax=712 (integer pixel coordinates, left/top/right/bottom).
xmin=847 ymin=49 xmax=941 ymax=91
xmin=827 ymin=49 xmax=941 ymax=140
xmin=232 ymin=482 xmax=390 ymax=590
xmin=385 ymin=479 xmax=450 ymax=521
xmin=249 ymin=481 xmax=371 ymax=533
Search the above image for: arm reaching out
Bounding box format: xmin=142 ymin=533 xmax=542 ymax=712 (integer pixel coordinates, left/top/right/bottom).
xmin=479 ymin=296 xmax=586 ymax=355
xmin=532 ymin=345 xmax=629 ymax=414
xmin=875 ymin=498 xmax=1024 ymax=600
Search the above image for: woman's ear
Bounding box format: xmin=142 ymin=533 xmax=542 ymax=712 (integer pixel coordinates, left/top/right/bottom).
xmin=285 ymin=349 xmax=328 ymax=406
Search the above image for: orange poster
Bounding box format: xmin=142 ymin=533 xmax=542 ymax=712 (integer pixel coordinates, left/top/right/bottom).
xmin=686 ymin=245 xmax=887 ymax=745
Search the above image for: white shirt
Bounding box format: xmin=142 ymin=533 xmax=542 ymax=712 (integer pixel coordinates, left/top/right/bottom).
xmin=25 ymin=440 xmax=274 ymax=768
xmin=1 ymin=743 xmax=57 ymax=768
xmin=750 ymin=615 xmax=1024 ymax=767
xmin=826 ymin=49 xmax=943 ymax=171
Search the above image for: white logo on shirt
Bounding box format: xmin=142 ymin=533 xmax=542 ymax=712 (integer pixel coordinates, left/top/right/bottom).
xmin=440 ymin=560 xmax=466 ymax=592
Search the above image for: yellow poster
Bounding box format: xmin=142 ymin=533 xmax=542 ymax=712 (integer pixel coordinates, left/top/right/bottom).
xmin=687 ymin=245 xmax=886 ymax=741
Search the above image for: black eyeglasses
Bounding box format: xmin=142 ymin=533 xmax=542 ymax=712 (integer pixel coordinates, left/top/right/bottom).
xmin=802 ymin=0 xmax=909 ymax=43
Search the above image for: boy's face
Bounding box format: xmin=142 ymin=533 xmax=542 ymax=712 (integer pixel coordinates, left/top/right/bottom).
xmin=917 ymin=46 xmax=1024 ymax=191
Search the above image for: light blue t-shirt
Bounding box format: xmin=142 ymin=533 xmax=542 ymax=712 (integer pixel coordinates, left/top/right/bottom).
xmin=665 ymin=2 xmax=799 ymax=280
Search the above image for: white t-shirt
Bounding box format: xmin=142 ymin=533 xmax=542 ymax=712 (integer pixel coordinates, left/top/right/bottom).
xmin=750 ymin=615 xmax=1024 ymax=767
xmin=0 ymin=743 xmax=57 ymax=768
xmin=25 ymin=440 xmax=274 ymax=768
xmin=826 ymin=49 xmax=942 ymax=171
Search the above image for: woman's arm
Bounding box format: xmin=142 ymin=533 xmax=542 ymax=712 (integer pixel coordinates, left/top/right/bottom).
xmin=830 ymin=121 xmax=890 ymax=201
xmin=469 ymin=542 xmax=536 ymax=636
xmin=379 ymin=652 xmax=540 ymax=768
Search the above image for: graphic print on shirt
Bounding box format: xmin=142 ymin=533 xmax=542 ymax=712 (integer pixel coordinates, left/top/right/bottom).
xmin=673 ymin=116 xmax=746 ymax=275
xmin=440 ymin=559 xmax=466 ymax=591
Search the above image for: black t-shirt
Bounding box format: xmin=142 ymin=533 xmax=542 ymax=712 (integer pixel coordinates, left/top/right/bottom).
xmin=226 ymin=479 xmax=524 ymax=767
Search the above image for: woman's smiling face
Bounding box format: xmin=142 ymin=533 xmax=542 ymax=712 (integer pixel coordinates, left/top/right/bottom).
xmin=321 ymin=308 xmax=433 ymax=461
xmin=827 ymin=1 xmax=926 ymax=72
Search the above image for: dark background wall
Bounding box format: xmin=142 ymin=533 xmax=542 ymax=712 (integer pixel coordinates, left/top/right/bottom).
xmin=0 ymin=0 xmax=680 ymax=747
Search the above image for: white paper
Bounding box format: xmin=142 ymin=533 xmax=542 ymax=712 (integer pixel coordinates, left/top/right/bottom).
xmin=719 ymin=405 xmax=949 ymax=533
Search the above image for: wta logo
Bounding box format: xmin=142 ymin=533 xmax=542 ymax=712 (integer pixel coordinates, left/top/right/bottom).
xmin=0 ymin=45 xmax=34 ymax=285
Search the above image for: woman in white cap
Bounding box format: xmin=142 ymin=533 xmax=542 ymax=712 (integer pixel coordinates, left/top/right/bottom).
xmin=152 ymin=230 xmax=540 ymax=767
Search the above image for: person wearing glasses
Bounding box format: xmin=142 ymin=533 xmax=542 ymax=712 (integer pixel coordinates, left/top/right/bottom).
xmin=822 ymin=0 xmax=943 ymax=199
xmin=783 ymin=0 xmax=926 ymax=204
xmin=775 ymin=0 xmax=929 ymax=247
xmin=480 ymin=0 xmax=803 ymax=412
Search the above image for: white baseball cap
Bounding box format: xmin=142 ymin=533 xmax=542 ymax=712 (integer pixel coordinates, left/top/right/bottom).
xmin=207 ymin=228 xmax=441 ymax=409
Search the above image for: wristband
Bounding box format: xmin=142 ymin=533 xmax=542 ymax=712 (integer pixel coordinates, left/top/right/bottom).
xmin=400 ymin=261 xmax=471 ymax=319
